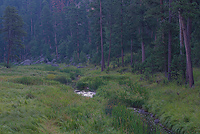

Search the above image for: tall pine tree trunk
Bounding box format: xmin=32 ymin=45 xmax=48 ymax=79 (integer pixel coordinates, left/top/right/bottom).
xmin=121 ymin=0 xmax=124 ymax=66
xmin=168 ymin=0 xmax=172 ymax=80
xmin=100 ymin=0 xmax=104 ymax=71
xmin=107 ymin=22 xmax=112 ymax=67
xmin=77 ymin=24 xmax=79 ymax=60
xmin=160 ymin=0 xmax=167 ymax=77
xmin=131 ymin=39 xmax=133 ymax=66
xmin=7 ymin=41 xmax=11 ymax=67
xmin=179 ymin=13 xmax=194 ymax=87
xmin=179 ymin=13 xmax=184 ymax=55
xmin=141 ymin=40 xmax=145 ymax=63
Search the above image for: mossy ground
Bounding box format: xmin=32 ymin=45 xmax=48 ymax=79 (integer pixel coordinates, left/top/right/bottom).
xmin=0 ymin=64 xmax=199 ymax=133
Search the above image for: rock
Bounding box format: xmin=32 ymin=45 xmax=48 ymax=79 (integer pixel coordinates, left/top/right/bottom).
xmin=154 ymin=119 xmax=159 ymax=124
xmin=51 ymin=59 xmax=56 ymax=63
xmin=21 ymin=59 xmax=32 ymax=65
xmin=34 ymin=57 xmax=45 ymax=64
xmin=51 ymin=64 xmax=59 ymax=67
xmin=138 ymin=109 xmax=149 ymax=115
xmin=74 ymin=90 xmax=96 ymax=98
xmin=77 ymin=66 xmax=84 ymax=68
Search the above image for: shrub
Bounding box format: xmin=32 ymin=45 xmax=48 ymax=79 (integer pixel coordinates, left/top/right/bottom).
xmin=76 ymin=76 xmax=104 ymax=91
xmin=76 ymin=80 xmax=88 ymax=90
xmin=46 ymin=74 xmax=56 ymax=80
xmin=60 ymin=67 xmax=82 ymax=80
xmin=12 ymin=76 xmax=43 ymax=85
xmin=54 ymin=76 xmax=72 ymax=84
xmin=96 ymin=81 xmax=147 ymax=108
xmin=43 ymin=65 xmax=59 ymax=71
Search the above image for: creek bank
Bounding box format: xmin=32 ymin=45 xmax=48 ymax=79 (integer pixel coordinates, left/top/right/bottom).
xmin=74 ymin=89 xmax=174 ymax=133
xmin=128 ymin=107 xmax=174 ymax=134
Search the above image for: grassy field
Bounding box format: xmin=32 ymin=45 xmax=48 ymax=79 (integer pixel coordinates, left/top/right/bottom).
xmin=0 ymin=64 xmax=199 ymax=133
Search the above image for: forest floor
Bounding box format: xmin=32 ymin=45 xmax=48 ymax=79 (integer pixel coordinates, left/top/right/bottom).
xmin=0 ymin=64 xmax=199 ymax=133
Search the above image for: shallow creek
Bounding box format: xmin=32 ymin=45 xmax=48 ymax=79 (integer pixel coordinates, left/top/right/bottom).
xmin=74 ymin=90 xmax=174 ymax=134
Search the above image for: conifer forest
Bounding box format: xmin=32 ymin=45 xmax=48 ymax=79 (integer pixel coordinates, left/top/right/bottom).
xmin=0 ymin=0 xmax=200 ymax=133
xmin=0 ymin=0 xmax=200 ymax=85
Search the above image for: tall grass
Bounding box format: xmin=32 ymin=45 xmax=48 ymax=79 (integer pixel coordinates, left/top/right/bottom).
xmin=1 ymin=64 xmax=199 ymax=133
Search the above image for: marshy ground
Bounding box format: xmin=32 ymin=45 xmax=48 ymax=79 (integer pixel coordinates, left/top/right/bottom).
xmin=0 ymin=64 xmax=199 ymax=133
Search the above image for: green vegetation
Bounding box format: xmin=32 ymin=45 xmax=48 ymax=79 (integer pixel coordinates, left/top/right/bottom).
xmin=0 ymin=64 xmax=199 ymax=133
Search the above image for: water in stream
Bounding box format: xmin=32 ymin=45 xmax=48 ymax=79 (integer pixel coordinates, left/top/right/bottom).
xmin=75 ymin=90 xmax=173 ymax=134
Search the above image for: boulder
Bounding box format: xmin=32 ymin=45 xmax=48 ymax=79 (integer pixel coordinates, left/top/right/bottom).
xmin=21 ymin=59 xmax=32 ymax=65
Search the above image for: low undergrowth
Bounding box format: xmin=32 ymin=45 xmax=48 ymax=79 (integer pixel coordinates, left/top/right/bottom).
xmin=0 ymin=64 xmax=199 ymax=133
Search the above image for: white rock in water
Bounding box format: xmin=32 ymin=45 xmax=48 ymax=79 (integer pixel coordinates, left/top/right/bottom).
xmin=74 ymin=90 xmax=96 ymax=98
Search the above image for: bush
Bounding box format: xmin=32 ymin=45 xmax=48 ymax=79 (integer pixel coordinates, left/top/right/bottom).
xmin=76 ymin=76 xmax=104 ymax=91
xmin=54 ymin=76 xmax=72 ymax=84
xmin=60 ymin=67 xmax=82 ymax=80
xmin=43 ymin=65 xmax=59 ymax=71
xmin=12 ymin=76 xmax=43 ymax=85
xmin=96 ymin=81 xmax=147 ymax=108
xmin=76 ymin=80 xmax=88 ymax=90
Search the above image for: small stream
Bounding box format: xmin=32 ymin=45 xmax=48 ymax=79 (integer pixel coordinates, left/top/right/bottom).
xmin=128 ymin=107 xmax=174 ymax=134
xmin=74 ymin=90 xmax=174 ymax=134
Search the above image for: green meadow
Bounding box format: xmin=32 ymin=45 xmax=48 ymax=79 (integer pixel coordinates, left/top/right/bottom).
xmin=0 ymin=64 xmax=199 ymax=133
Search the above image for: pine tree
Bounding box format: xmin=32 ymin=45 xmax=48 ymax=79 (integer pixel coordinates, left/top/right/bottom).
xmin=2 ymin=6 xmax=26 ymax=67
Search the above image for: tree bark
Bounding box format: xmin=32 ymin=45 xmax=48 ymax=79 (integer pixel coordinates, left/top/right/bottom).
xmin=121 ymin=0 xmax=124 ymax=66
xmin=179 ymin=12 xmax=184 ymax=55
xmin=107 ymin=22 xmax=112 ymax=67
xmin=100 ymin=0 xmax=104 ymax=71
xmin=179 ymin=13 xmax=194 ymax=87
xmin=131 ymin=39 xmax=133 ymax=66
xmin=141 ymin=40 xmax=145 ymax=63
xmin=168 ymin=0 xmax=172 ymax=80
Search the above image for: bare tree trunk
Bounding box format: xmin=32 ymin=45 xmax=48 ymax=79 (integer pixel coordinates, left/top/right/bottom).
xmin=100 ymin=0 xmax=104 ymax=71
xmin=179 ymin=13 xmax=184 ymax=55
xmin=179 ymin=13 xmax=194 ymax=87
xmin=4 ymin=47 xmax=6 ymax=63
xmin=7 ymin=44 xmax=11 ymax=67
xmin=31 ymin=16 xmax=33 ymax=38
xmin=141 ymin=40 xmax=145 ymax=63
xmin=121 ymin=0 xmax=124 ymax=66
xmin=160 ymin=0 xmax=167 ymax=77
xmin=107 ymin=23 xmax=112 ymax=67
xmin=77 ymin=24 xmax=79 ymax=60
xmin=55 ymin=32 xmax=58 ymax=58
xmin=131 ymin=39 xmax=133 ymax=66
xmin=168 ymin=0 xmax=172 ymax=80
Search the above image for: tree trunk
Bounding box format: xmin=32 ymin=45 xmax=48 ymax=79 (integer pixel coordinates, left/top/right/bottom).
xmin=168 ymin=0 xmax=172 ymax=80
xmin=160 ymin=0 xmax=167 ymax=77
xmin=179 ymin=12 xmax=184 ymax=55
xmin=107 ymin=23 xmax=112 ymax=67
xmin=179 ymin=13 xmax=194 ymax=87
xmin=131 ymin=39 xmax=133 ymax=66
xmin=121 ymin=0 xmax=124 ymax=66
xmin=77 ymin=24 xmax=79 ymax=60
xmin=55 ymin=32 xmax=58 ymax=58
xmin=100 ymin=0 xmax=104 ymax=71
xmin=141 ymin=40 xmax=145 ymax=63
xmin=7 ymin=43 xmax=11 ymax=67
xmin=31 ymin=16 xmax=33 ymax=38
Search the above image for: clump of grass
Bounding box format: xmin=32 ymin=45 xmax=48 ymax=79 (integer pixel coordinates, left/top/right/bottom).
xmin=43 ymin=65 xmax=59 ymax=71
xmin=54 ymin=76 xmax=72 ymax=84
xmin=96 ymin=81 xmax=147 ymax=108
xmin=46 ymin=74 xmax=56 ymax=80
xmin=76 ymin=76 xmax=104 ymax=91
xmin=60 ymin=67 xmax=83 ymax=80
xmin=12 ymin=76 xmax=43 ymax=85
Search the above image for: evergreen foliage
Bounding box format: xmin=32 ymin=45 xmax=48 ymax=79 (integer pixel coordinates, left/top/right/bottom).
xmin=0 ymin=0 xmax=199 ymax=84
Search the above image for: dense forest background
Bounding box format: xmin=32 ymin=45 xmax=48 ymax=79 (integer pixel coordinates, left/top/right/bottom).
xmin=0 ymin=0 xmax=200 ymax=85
